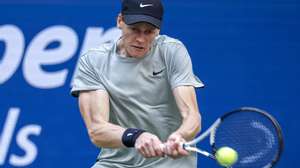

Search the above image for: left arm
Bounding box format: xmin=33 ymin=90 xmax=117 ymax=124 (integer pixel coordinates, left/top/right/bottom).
xmin=162 ymin=42 xmax=204 ymax=158
xmin=164 ymin=85 xmax=201 ymax=158
xmin=172 ymin=85 xmax=201 ymax=140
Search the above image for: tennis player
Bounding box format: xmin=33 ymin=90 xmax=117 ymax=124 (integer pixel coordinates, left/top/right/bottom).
xmin=71 ymin=0 xmax=204 ymax=167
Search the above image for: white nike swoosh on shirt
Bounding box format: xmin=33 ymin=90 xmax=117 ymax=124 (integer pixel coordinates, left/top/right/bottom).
xmin=140 ymin=3 xmax=153 ymax=8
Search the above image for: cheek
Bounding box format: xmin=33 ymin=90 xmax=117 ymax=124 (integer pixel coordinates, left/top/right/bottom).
xmin=122 ymin=35 xmax=134 ymax=45
xmin=147 ymin=36 xmax=156 ymax=46
xmin=127 ymin=34 xmax=137 ymax=43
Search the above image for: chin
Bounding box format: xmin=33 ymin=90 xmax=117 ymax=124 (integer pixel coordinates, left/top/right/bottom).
xmin=132 ymin=54 xmax=146 ymax=58
xmin=130 ymin=51 xmax=148 ymax=58
xmin=128 ymin=47 xmax=149 ymax=58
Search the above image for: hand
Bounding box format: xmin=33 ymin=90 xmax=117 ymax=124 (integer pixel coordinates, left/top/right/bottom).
xmin=135 ymin=132 xmax=164 ymax=158
xmin=163 ymin=132 xmax=189 ymax=159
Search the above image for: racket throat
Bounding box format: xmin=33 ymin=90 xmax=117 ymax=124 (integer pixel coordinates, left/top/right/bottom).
xmin=184 ymin=145 xmax=215 ymax=159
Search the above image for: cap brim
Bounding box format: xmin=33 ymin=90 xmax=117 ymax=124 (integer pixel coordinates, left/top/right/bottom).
xmin=123 ymin=14 xmax=161 ymax=28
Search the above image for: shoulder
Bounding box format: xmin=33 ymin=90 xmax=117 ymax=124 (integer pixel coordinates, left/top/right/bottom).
xmin=154 ymin=35 xmax=186 ymax=51
xmin=82 ymin=42 xmax=114 ymax=60
xmin=80 ymin=42 xmax=114 ymax=67
xmin=153 ymin=35 xmax=189 ymax=61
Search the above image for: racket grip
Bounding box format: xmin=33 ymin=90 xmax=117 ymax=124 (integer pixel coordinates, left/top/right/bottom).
xmin=159 ymin=143 xmax=186 ymax=151
xmin=159 ymin=144 xmax=165 ymax=151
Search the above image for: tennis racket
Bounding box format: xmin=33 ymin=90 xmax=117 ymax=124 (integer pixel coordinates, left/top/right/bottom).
xmin=164 ymin=107 xmax=284 ymax=168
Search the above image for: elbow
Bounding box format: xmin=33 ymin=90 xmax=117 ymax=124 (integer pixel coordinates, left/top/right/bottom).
xmin=88 ymin=129 xmax=100 ymax=146
xmin=88 ymin=127 xmax=106 ymax=147
xmin=88 ymin=131 xmax=99 ymax=146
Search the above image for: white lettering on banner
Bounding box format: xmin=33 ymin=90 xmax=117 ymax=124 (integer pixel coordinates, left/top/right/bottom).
xmin=0 ymin=24 xmax=121 ymax=89
xmin=0 ymin=108 xmax=42 ymax=167
xmin=0 ymin=108 xmax=19 ymax=165
xmin=10 ymin=125 xmax=42 ymax=167
xmin=0 ymin=25 xmax=24 ymax=84
xmin=80 ymin=27 xmax=121 ymax=55
xmin=23 ymin=25 xmax=79 ymax=89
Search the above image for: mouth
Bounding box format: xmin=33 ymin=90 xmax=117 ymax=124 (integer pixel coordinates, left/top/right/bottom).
xmin=132 ymin=45 xmax=144 ymax=50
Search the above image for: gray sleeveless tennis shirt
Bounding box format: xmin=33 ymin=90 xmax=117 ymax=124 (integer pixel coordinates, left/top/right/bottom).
xmin=71 ymin=35 xmax=204 ymax=168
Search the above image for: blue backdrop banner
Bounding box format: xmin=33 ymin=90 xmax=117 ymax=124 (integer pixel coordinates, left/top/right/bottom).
xmin=0 ymin=0 xmax=299 ymax=167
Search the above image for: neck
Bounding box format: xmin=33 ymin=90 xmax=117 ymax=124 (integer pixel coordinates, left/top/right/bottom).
xmin=116 ymin=38 xmax=129 ymax=57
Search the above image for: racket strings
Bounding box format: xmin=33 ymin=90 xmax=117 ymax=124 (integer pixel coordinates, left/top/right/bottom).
xmin=213 ymin=111 xmax=281 ymax=168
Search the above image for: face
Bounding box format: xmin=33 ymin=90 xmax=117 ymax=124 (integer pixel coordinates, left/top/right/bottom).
xmin=117 ymin=15 xmax=160 ymax=58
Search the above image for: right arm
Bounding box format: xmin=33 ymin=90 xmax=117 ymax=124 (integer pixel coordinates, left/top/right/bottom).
xmin=78 ymin=89 xmax=164 ymax=157
xmin=79 ymin=90 xmax=125 ymax=148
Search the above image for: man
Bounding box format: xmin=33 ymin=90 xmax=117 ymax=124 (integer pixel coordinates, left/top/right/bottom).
xmin=71 ymin=0 xmax=204 ymax=167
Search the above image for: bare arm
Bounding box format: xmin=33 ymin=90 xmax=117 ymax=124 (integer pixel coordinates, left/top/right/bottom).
xmin=172 ymin=85 xmax=201 ymax=141
xmin=164 ymin=85 xmax=201 ymax=158
xmin=78 ymin=89 xmax=164 ymax=157
xmin=78 ymin=90 xmax=125 ymax=148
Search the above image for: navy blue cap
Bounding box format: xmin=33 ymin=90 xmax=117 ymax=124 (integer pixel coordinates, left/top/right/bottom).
xmin=121 ymin=0 xmax=164 ymax=28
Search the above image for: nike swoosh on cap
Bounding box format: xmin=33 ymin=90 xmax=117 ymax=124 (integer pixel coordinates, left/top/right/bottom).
xmin=140 ymin=3 xmax=153 ymax=8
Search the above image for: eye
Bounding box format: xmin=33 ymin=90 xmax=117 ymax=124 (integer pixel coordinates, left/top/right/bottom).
xmin=145 ymin=29 xmax=155 ymax=35
xmin=130 ymin=27 xmax=139 ymax=32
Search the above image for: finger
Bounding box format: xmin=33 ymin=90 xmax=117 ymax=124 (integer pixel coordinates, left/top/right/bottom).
xmin=153 ymin=142 xmax=163 ymax=156
xmin=140 ymin=150 xmax=147 ymax=157
xmin=165 ymin=142 xmax=172 ymax=155
xmin=168 ymin=142 xmax=189 ymax=158
xmin=149 ymin=137 xmax=164 ymax=157
xmin=136 ymin=144 xmax=147 ymax=157
xmin=171 ymin=148 xmax=179 ymax=157
xmin=146 ymin=139 xmax=156 ymax=157
xmin=168 ymin=149 xmax=179 ymax=159
xmin=142 ymin=143 xmax=152 ymax=158
xmin=178 ymin=146 xmax=189 ymax=156
xmin=172 ymin=142 xmax=189 ymax=156
xmin=159 ymin=144 xmax=167 ymax=157
xmin=166 ymin=142 xmax=179 ymax=158
xmin=172 ymin=141 xmax=180 ymax=150
xmin=169 ymin=141 xmax=177 ymax=151
xmin=137 ymin=141 xmax=151 ymax=158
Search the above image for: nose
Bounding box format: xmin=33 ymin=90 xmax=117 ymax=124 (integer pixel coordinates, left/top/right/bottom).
xmin=136 ymin=33 xmax=146 ymax=43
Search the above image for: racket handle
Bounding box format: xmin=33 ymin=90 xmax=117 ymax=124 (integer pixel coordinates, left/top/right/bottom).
xmin=159 ymin=143 xmax=185 ymax=151
xmin=159 ymin=144 xmax=165 ymax=151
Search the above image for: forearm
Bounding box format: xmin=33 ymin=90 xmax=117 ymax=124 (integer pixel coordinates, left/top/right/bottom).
xmin=172 ymin=86 xmax=202 ymax=141
xmin=79 ymin=90 xmax=126 ymax=148
xmin=87 ymin=121 xmax=126 ymax=148
xmin=175 ymin=111 xmax=201 ymax=141
xmin=164 ymin=107 xmax=200 ymax=158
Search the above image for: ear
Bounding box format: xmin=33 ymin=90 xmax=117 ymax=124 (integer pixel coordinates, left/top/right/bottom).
xmin=116 ymin=13 xmax=124 ymax=29
xmin=155 ymin=29 xmax=160 ymax=36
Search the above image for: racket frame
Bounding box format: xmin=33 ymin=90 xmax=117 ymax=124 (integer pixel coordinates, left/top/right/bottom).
xmin=182 ymin=107 xmax=284 ymax=168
